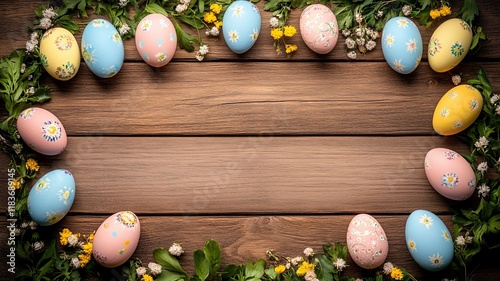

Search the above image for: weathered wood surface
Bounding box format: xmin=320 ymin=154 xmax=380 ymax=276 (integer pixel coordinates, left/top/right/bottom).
xmin=1 ymin=0 xmax=500 ymax=280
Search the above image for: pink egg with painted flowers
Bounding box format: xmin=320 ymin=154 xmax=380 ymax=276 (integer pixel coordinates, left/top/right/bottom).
xmin=299 ymin=4 xmax=339 ymax=54
xmin=135 ymin=13 xmax=177 ymax=67
xmin=346 ymin=214 xmax=389 ymax=269
xmin=92 ymin=211 xmax=141 ymax=268
xmin=16 ymin=107 xmax=67 ymax=156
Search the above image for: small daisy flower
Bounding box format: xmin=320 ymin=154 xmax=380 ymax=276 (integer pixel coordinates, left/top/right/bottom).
xmin=119 ymin=23 xmax=131 ymax=36
xmin=477 ymin=162 xmax=488 ymax=175
xmin=198 ymin=44 xmax=209 ymax=56
xmin=39 ymin=17 xmax=52 ymax=29
xmin=375 ymin=10 xmax=384 ymax=19
xmin=175 ymin=4 xmax=188 ymax=13
xmin=269 ymin=17 xmax=279 ymax=28
xmin=42 ymin=7 xmax=57 ymax=19
xmin=365 ymin=40 xmax=376 ymax=51
xmin=168 ymin=242 xmax=184 ymax=256
xmin=452 ymin=75 xmax=462 ymax=85
xmin=474 ymin=136 xmax=489 ymax=149
xmin=455 ymin=235 xmax=466 ymax=246
xmin=71 ymin=257 xmax=80 ymax=268
xmin=303 ymin=247 xmax=314 ymax=257
xmin=33 ymin=241 xmax=44 ymax=251
xmin=29 ymin=220 xmax=38 ymax=230
xmin=136 ymin=266 xmax=147 ymax=276
xmin=341 ymin=29 xmax=351 ymax=37
xmin=333 ymin=258 xmax=346 ymax=271
xmin=402 ymin=5 xmax=412 ymax=16
xmin=490 ymin=94 xmax=499 ymax=104
xmin=347 ymin=50 xmax=357 ymax=60
xmin=291 ymin=256 xmax=302 ymax=266
xmin=68 ymin=234 xmax=79 ymax=246
xmin=148 ymin=262 xmax=162 ymax=275
xmin=477 ymin=184 xmax=490 ymax=197
xmin=118 ymin=0 xmax=129 ymax=7
xmin=345 ymin=37 xmax=356 ymax=49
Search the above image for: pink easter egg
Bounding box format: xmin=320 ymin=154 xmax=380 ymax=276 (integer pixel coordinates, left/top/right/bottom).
xmin=424 ymin=148 xmax=476 ymax=200
xmin=93 ymin=211 xmax=141 ymax=268
xmin=347 ymin=214 xmax=389 ymax=269
xmin=299 ymin=4 xmax=339 ymax=54
xmin=16 ymin=107 xmax=67 ymax=156
xmin=135 ymin=13 xmax=177 ymax=67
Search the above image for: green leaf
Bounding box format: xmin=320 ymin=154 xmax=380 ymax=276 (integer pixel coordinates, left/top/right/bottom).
xmin=145 ymin=3 xmax=170 ymax=17
xmin=204 ymin=239 xmax=221 ymax=278
xmin=171 ymin=16 xmax=197 ymax=52
xmin=155 ymin=270 xmax=189 ymax=281
xmin=244 ymin=259 xmax=265 ymax=279
xmin=458 ymin=0 xmax=479 ymax=24
xmin=221 ymin=264 xmax=242 ymax=279
xmin=153 ymin=248 xmax=189 ymax=278
xmin=194 ymin=249 xmax=209 ymax=281
xmin=315 ymin=254 xmax=334 ymax=281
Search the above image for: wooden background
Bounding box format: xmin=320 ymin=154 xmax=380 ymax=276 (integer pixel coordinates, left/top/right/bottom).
xmin=1 ymin=0 xmax=499 ymax=280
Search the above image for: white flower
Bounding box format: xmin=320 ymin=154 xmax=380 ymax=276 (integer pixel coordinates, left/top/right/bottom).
xmin=42 ymin=7 xmax=57 ymax=19
xmin=491 ymin=94 xmax=499 ymax=104
xmin=290 ymin=256 xmax=302 ymax=266
xmin=39 ymin=17 xmax=52 ymax=29
xmin=355 ymin=27 xmax=365 ymax=38
xmin=118 ymin=0 xmax=129 ymax=7
xmin=383 ymin=262 xmax=394 ymax=274
xmin=208 ymin=26 xmax=219 ymax=36
xmin=355 ymin=13 xmax=363 ymax=23
xmin=20 ymin=63 xmax=26 ymax=74
xmin=180 ymin=0 xmax=191 ymax=4
xmin=372 ymin=31 xmax=380 ymax=40
xmin=168 ymin=243 xmax=184 ymax=256
xmin=496 ymin=105 xmax=500 ymax=115
xmin=175 ymin=4 xmax=188 ymax=13
xmin=477 ymin=184 xmax=490 ymax=197
xmin=29 ymin=221 xmax=37 ymax=230
xmin=474 ymin=136 xmax=489 ymax=149
xmin=148 ymin=262 xmax=162 ymax=275
xmin=355 ymin=279 xmax=363 ymax=281
xmin=28 ymin=75 xmax=33 ymax=80
xmin=333 ymin=258 xmax=346 ymax=271
xmin=196 ymin=54 xmax=205 ymax=61
xmin=198 ymin=45 xmax=209 ymax=56
xmin=341 ymin=29 xmax=351 ymax=37
xmin=356 ymin=37 xmax=365 ymax=46
xmin=477 ymin=162 xmax=488 ymax=175
xmin=68 ymin=234 xmax=79 ymax=246
xmin=25 ymin=40 xmax=37 ymax=53
xmin=455 ymin=235 xmax=466 ymax=246
xmin=14 ymin=228 xmax=21 ymax=236
xmin=33 ymin=241 xmax=44 ymax=251
xmin=304 ymin=270 xmax=317 ymax=281
xmin=270 ymin=17 xmax=279 ymax=28
xmin=136 ymin=266 xmax=147 ymax=276
xmin=365 ymin=40 xmax=376 ymax=51
xmin=303 ymin=247 xmax=315 ymax=257
xmin=71 ymin=257 xmax=80 ymax=268
xmin=452 ymin=75 xmax=461 ymax=85
xmin=345 ymin=37 xmax=356 ymax=49
xmin=285 ymin=262 xmax=291 ymax=269
xmin=119 ymin=23 xmax=131 ymax=35
xmin=375 ymin=10 xmax=384 ymax=19
xmin=347 ymin=50 xmax=357 ymax=60
xmin=402 ymin=5 xmax=412 ymax=16
xmin=465 ymin=235 xmax=473 ymax=244
xmin=20 ymin=222 xmax=29 ymax=229
xmin=30 ymin=32 xmax=39 ymax=41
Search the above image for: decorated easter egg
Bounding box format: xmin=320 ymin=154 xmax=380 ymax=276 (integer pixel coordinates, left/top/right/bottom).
xmin=425 ymin=148 xmax=476 ymax=200
xmin=135 ymin=13 xmax=177 ymax=67
xmin=39 ymin=27 xmax=80 ymax=80
xmin=428 ymin=18 xmax=473 ymax=73
xmin=93 ymin=211 xmax=141 ymax=268
xmin=432 ymin=84 xmax=483 ymax=136
xmin=405 ymin=210 xmax=454 ymax=271
xmin=346 ymin=214 xmax=389 ymax=269
xmin=299 ymin=4 xmax=338 ymax=54
xmin=17 ymin=107 xmax=67 ymax=156
xmin=381 ymin=16 xmax=422 ymax=74
xmin=222 ymin=0 xmax=261 ymax=54
xmin=82 ymin=19 xmax=124 ymax=78
xmin=28 ymin=169 xmax=75 ymax=226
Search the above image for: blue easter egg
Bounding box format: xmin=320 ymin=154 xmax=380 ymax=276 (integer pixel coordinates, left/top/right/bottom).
xmin=28 ymin=169 xmax=76 ymax=226
xmin=82 ymin=19 xmax=125 ymax=78
xmin=222 ymin=0 xmax=261 ymax=54
xmin=405 ymin=210 xmax=454 ymax=271
xmin=381 ymin=16 xmax=422 ymax=74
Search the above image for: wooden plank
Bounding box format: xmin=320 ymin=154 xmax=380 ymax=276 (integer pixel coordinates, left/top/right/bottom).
xmin=36 ymin=61 xmax=499 ymax=136
xmin=0 ymin=136 xmax=475 ymax=215
xmin=1 ymin=0 xmax=499 ymax=60
xmin=1 ymin=215 xmax=496 ymax=281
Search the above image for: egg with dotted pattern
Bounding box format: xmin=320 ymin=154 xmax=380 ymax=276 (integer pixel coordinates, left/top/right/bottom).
xmin=135 ymin=13 xmax=177 ymax=67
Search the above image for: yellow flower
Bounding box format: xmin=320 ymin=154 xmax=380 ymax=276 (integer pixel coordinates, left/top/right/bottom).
xmin=274 ymin=264 xmax=286 ymax=274
xmin=210 ymin=3 xmax=223 ymax=14
xmin=296 ymin=261 xmax=315 ymax=276
xmin=88 ymin=231 xmax=95 ymax=243
xmin=214 ymin=21 xmax=223 ymax=29
xmin=11 ymin=178 xmax=21 ymax=189
xmin=78 ymin=253 xmax=91 ymax=267
xmin=285 ymin=44 xmax=298 ymax=54
xmin=391 ymin=267 xmax=404 ymax=280
xmin=59 ymin=228 xmax=72 ymax=245
xmin=440 ymin=5 xmax=451 ymax=16
xmin=430 ymin=9 xmax=441 ymax=19
xmin=142 ymin=274 xmax=153 ymax=281
xmin=283 ymin=25 xmax=297 ymax=37
xmin=26 ymin=158 xmax=39 ymax=171
xmin=204 ymin=12 xmax=217 ymax=23
xmin=271 ymin=28 xmax=283 ymax=40
xmin=82 ymin=242 xmax=93 ymax=255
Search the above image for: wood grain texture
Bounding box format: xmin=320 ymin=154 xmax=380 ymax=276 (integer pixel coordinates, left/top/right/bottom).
xmin=38 ymin=62 xmax=500 ymax=136
xmin=0 ymin=136 xmax=474 ymax=215
xmin=0 ymin=0 xmax=499 ymax=60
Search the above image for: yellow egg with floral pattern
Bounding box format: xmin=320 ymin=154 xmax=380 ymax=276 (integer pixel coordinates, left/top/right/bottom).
xmin=432 ymin=85 xmax=483 ymax=136
xmin=39 ymin=27 xmax=80 ymax=81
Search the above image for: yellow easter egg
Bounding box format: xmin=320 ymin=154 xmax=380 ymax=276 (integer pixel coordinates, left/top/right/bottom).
xmin=39 ymin=27 xmax=80 ymax=81
xmin=432 ymin=85 xmax=483 ymax=136
xmin=428 ymin=18 xmax=473 ymax=73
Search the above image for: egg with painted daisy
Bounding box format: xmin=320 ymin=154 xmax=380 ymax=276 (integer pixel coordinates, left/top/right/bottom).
xmin=82 ymin=19 xmax=124 ymax=78
xmin=28 ymin=169 xmax=76 ymax=226
xmin=222 ymin=0 xmax=261 ymax=54
xmin=39 ymin=27 xmax=80 ymax=80
xmin=93 ymin=211 xmax=141 ymax=268
xmin=381 ymin=16 xmax=422 ymax=74
xmin=135 ymin=13 xmax=177 ymax=67
xmin=405 ymin=210 xmax=454 ymax=271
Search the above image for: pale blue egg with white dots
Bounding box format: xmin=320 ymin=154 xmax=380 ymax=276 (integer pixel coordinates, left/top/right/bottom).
xmin=28 ymin=169 xmax=76 ymax=226
xmin=381 ymin=16 xmax=422 ymax=74
xmin=222 ymin=0 xmax=261 ymax=54
xmin=405 ymin=210 xmax=454 ymax=271
xmin=82 ymin=19 xmax=124 ymax=78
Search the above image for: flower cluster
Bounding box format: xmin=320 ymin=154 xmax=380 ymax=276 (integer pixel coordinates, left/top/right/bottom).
xmin=136 ymin=262 xmax=163 ymax=281
xmin=270 ymin=18 xmax=298 ymax=57
xmin=429 ymin=3 xmax=452 ymax=20
xmin=204 ymin=3 xmax=224 ymax=36
xmin=382 ymin=262 xmax=416 ymax=281
xmin=59 ymin=228 xmax=95 ymax=268
xmin=341 ymin=19 xmax=380 ymax=60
